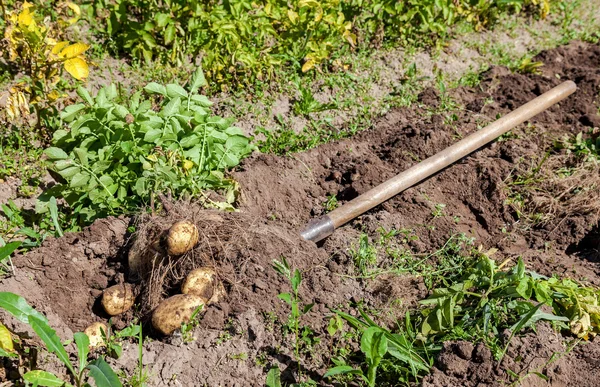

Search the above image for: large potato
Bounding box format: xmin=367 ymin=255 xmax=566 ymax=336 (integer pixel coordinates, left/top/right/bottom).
xmin=84 ymin=322 xmax=107 ymax=350
xmin=102 ymin=283 xmax=135 ymax=316
xmin=151 ymin=294 xmax=205 ymax=335
xmin=166 ymin=221 xmax=199 ymax=256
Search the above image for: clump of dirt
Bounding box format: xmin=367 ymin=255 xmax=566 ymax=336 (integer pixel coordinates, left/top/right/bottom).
xmin=3 ymin=41 xmax=600 ymax=386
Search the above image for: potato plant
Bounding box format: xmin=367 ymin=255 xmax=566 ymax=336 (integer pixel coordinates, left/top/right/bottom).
xmin=1 ymin=1 xmax=90 ymax=125
xmin=84 ymin=0 xmax=550 ymax=89
xmin=44 ymin=68 xmax=254 ymax=224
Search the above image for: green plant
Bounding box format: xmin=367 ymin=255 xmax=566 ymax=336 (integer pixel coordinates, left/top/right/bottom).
xmin=0 ymin=240 xmax=21 ymax=277
xmin=516 ymin=57 xmax=544 ymax=74
xmin=0 ymin=291 xmax=122 ymax=386
xmin=431 ymin=203 xmax=446 ymax=218
xmin=324 ymin=310 xmax=430 ymax=386
xmin=180 ymin=305 xmax=204 ymax=343
xmin=44 ymin=68 xmax=254 ymax=225
xmin=273 ymin=256 xmax=315 ymax=383
xmin=85 ymin=0 xmax=551 ymax=90
xmin=293 ymin=82 xmax=337 ymax=116
xmin=324 ymin=194 xmax=339 ymax=212
xmin=349 ymin=234 xmax=377 ymax=276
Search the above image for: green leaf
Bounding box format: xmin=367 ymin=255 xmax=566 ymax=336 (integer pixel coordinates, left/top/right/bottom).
xmin=164 ymin=23 xmax=176 ymax=45
xmin=60 ymin=104 xmax=86 ymax=122
xmin=0 ymin=292 xmax=48 ymax=324
xmin=144 ymin=129 xmax=162 ymax=143
xmin=87 ymin=357 xmax=123 ymax=387
xmin=144 ymin=82 xmax=167 ymax=96
xmin=74 ymin=332 xmax=90 ymax=375
xmin=29 ymin=315 xmax=75 ymax=375
xmin=161 ymin=97 xmax=181 ymax=117
xmin=265 ymin=367 xmax=282 ymax=387
xmin=77 ymin=87 xmax=94 ymax=105
xmin=23 ymin=370 xmax=66 ymax=386
xmin=45 ymin=147 xmax=69 ymax=161
xmin=361 ymin=326 xmax=387 ymax=365
xmin=324 ymin=365 xmax=364 ymax=378
xmin=70 ymin=173 xmax=91 ymax=188
xmin=49 ymin=197 xmax=63 ymax=237
xmin=189 ymin=67 xmax=207 ymax=93
xmin=58 ymin=166 xmax=80 ymax=179
xmin=0 ymin=347 xmax=18 ymax=358
xmin=0 ymin=241 xmax=21 ymax=261
xmin=277 ymin=293 xmax=292 ymax=305
xmin=166 ymin=84 xmax=188 ymax=98
xmin=74 ymin=148 xmax=88 ymax=166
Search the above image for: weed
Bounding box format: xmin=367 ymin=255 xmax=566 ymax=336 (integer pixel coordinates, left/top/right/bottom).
xmin=293 ymin=82 xmax=338 ymax=116
xmin=431 ymin=203 xmax=446 ymax=219
xmin=517 ymin=57 xmax=544 ymax=74
xmin=324 ymin=194 xmax=339 ymax=212
xmin=349 ymin=234 xmax=378 ymax=276
xmin=229 ymin=352 xmax=248 ymax=361
xmin=272 ymin=256 xmax=316 ymax=384
xmin=180 ymin=305 xmax=204 ymax=343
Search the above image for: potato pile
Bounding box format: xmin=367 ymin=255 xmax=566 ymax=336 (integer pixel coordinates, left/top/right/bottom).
xmin=85 ymin=220 xmax=228 ymax=343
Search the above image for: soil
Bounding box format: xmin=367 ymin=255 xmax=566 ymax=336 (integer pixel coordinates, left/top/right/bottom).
xmin=2 ymin=41 xmax=600 ymax=386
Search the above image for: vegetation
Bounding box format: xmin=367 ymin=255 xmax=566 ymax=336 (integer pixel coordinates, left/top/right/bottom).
xmin=326 ymin=241 xmax=599 ymax=385
xmin=85 ymin=0 xmax=552 ymax=89
xmin=44 ymin=68 xmax=253 ymax=224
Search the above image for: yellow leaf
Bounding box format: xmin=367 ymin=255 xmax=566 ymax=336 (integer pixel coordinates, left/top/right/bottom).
xmin=301 ymin=59 xmax=315 ymax=73
xmin=22 ymin=1 xmax=33 ymax=9
xmin=66 ymin=2 xmax=81 ymax=25
xmin=18 ymin=7 xmax=34 ymax=27
xmin=59 ymin=42 xmax=89 ymax=59
xmin=64 ymin=57 xmax=89 ymax=80
xmin=52 ymin=41 xmax=70 ymax=55
xmin=0 ymin=323 xmax=14 ymax=352
xmin=287 ymin=9 xmax=298 ymax=24
xmin=67 ymin=2 xmax=81 ymax=16
xmin=48 ymin=90 xmax=61 ymax=102
xmin=343 ymin=30 xmax=357 ymax=47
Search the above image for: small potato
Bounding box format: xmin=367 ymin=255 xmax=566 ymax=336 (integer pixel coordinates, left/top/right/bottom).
xmin=84 ymin=322 xmax=107 ymax=350
xmin=166 ymin=221 xmax=199 ymax=256
xmin=152 ymin=294 xmax=205 ymax=335
xmin=102 ymin=283 xmax=135 ymax=316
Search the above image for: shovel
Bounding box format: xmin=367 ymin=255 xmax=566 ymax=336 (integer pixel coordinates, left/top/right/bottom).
xmin=300 ymin=80 xmax=577 ymax=242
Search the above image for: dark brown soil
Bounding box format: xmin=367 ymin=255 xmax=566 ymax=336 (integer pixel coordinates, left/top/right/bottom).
xmin=2 ymin=41 xmax=600 ymax=386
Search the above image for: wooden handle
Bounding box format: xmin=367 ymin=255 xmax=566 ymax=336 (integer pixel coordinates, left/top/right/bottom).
xmin=301 ymin=80 xmax=577 ymax=242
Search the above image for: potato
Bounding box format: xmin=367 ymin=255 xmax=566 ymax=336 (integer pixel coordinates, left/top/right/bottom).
xmin=181 ymin=267 xmax=216 ymax=302
xmin=84 ymin=322 xmax=107 ymax=350
xmin=151 ymin=294 xmax=205 ymax=335
xmin=166 ymin=221 xmax=199 ymax=256
xmin=102 ymin=283 xmax=135 ymax=316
